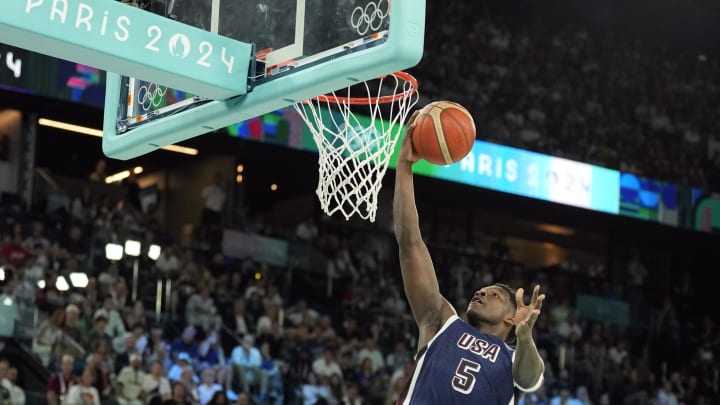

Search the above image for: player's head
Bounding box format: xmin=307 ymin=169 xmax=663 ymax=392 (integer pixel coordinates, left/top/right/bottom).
xmin=466 ymin=283 xmax=517 ymax=343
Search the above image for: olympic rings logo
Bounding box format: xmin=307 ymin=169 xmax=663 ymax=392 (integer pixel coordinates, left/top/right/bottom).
xmin=136 ymin=83 xmax=168 ymax=111
xmin=351 ymin=0 xmax=389 ymax=36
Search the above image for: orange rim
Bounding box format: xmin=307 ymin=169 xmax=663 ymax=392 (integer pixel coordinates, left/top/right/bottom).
xmin=307 ymin=71 xmax=418 ymax=105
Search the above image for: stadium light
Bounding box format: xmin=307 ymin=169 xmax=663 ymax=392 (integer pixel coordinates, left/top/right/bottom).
xmin=38 ymin=118 xmax=199 ymax=155
xmin=55 ymin=276 xmax=70 ymax=292
xmin=124 ymin=240 xmax=141 ymax=257
xmin=105 ymin=243 xmax=124 ymax=261
xmin=69 ymin=273 xmax=89 ymax=288
xmin=148 ymin=244 xmax=162 ymax=261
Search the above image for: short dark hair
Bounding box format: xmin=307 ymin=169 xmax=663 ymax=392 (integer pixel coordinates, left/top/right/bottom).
xmin=493 ymin=283 xmax=517 ymax=310
xmin=493 ymin=283 xmax=517 ymax=344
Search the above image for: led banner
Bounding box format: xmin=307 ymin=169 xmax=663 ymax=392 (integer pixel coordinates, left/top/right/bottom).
xmin=620 ymin=172 xmax=720 ymax=233
xmin=0 ymin=43 xmax=106 ymax=107
xmin=225 ymin=108 xmax=621 ymax=214
xmin=393 ymin=140 xmax=621 ymax=214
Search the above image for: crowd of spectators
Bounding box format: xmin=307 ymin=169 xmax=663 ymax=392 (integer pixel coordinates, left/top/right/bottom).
xmin=412 ymin=1 xmax=720 ymax=191
xmin=0 ymin=166 xmax=718 ymax=405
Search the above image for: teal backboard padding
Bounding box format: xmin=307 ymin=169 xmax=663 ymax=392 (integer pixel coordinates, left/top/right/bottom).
xmin=2 ymin=0 xmax=425 ymax=160
xmin=0 ymin=0 xmax=252 ymax=99
xmin=102 ymin=0 xmax=425 ymax=160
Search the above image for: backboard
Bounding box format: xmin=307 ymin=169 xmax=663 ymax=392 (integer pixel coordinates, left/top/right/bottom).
xmin=104 ymin=0 xmax=425 ymax=159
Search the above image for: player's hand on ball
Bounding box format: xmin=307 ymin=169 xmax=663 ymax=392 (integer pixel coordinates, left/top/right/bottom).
xmin=514 ymin=285 xmax=545 ymax=341
xmin=400 ymin=110 xmax=421 ymax=164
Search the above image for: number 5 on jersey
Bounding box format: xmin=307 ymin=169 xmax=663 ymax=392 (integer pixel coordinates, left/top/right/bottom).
xmin=452 ymin=358 xmax=481 ymax=394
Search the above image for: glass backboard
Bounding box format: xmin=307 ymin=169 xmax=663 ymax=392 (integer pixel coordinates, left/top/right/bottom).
xmin=103 ymin=0 xmax=424 ymax=159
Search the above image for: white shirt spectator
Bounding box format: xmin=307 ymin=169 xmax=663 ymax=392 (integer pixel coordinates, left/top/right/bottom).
xmin=64 ymin=384 xmax=100 ymax=405
xmin=141 ymin=374 xmax=171 ymax=402
xmin=302 ymin=383 xmax=330 ymax=405
xmin=1 ymin=378 xmax=24 ymax=405
xmin=198 ymin=383 xmax=223 ymax=405
xmin=93 ymin=308 xmax=127 ymax=340
xmin=357 ymin=346 xmax=385 ymax=374
xmin=608 ymin=343 xmax=628 ymax=366
xmin=155 ymin=251 xmax=180 ymax=274
xmin=311 ymin=357 xmax=342 ymax=379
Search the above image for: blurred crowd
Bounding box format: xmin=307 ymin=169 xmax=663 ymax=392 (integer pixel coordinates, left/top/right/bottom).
xmin=0 ymin=168 xmax=718 ymax=405
xmin=413 ymin=2 xmax=720 ymax=191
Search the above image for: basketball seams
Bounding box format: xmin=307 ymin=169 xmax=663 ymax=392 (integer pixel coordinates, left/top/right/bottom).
xmin=426 ymin=107 xmax=453 ymax=165
xmin=442 ymin=109 xmax=474 ymax=162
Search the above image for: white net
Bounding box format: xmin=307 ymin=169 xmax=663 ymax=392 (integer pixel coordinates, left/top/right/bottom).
xmin=294 ymin=72 xmax=419 ymax=222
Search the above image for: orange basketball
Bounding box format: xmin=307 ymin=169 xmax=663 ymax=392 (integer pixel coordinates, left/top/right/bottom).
xmin=411 ymin=101 xmax=476 ymax=165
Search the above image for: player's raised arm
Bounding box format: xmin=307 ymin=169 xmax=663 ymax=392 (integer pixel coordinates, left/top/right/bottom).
xmin=393 ymin=114 xmax=454 ymax=350
xmin=512 ymin=285 xmax=546 ymax=391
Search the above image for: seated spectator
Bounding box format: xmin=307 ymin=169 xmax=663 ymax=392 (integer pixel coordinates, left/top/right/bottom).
xmin=354 ymin=358 xmax=377 ymax=398
xmin=161 ymin=382 xmax=192 ymax=405
xmin=343 ymin=382 xmax=363 ymax=405
xmin=356 ymin=337 xmax=385 ymax=374
xmin=154 ymin=246 xmax=180 ymax=278
xmin=197 ymin=369 xmax=223 ymax=405
xmin=1 ymin=365 xmax=25 ymax=405
xmin=179 ymin=367 xmax=201 ymax=404
xmin=0 ymin=225 xmax=29 ymax=268
xmin=286 ymin=300 xmax=318 ymax=326
xmin=259 ymin=342 xmax=283 ymax=403
xmin=114 ymin=334 xmax=139 ymax=375
xmin=87 ymin=315 xmax=113 ymax=354
xmin=143 ymin=361 xmax=172 ymax=405
xmin=124 ymin=300 xmax=148 ymax=331
xmin=32 ymin=308 xmax=65 ymax=367
xmin=224 ymin=298 xmax=250 ymax=338
xmin=311 ymin=348 xmax=342 ymax=383
xmin=62 ymin=304 xmax=84 ymax=347
xmin=95 ymin=295 xmax=128 ymax=344
xmin=144 ymin=324 xmax=172 ymax=372
xmin=116 ymin=353 xmax=145 ymax=405
xmin=385 ymin=340 xmax=412 ymax=373
xmin=167 ymin=352 xmax=197 ymax=383
xmin=229 ymin=334 xmax=262 ymax=395
xmin=47 ymin=354 xmax=75 ymax=405
xmin=86 ymin=350 xmax=114 ymax=404
xmin=97 ymin=264 xmax=121 ymax=298
xmin=65 ymin=366 xmax=100 ymax=405
xmin=185 ymin=286 xmax=221 ymax=333
xmin=0 ymin=359 xmax=12 ymax=405
xmin=23 ymin=220 xmax=51 ymax=255
xmin=197 ymin=331 xmax=226 ymax=376
xmin=205 ymin=391 xmax=229 ymax=405
xmin=301 ymin=372 xmax=330 ymax=405
xmin=550 ymin=386 xmax=586 ymax=405
xmin=170 ymin=326 xmax=199 ymax=362
xmin=114 ymin=323 xmax=148 ymax=361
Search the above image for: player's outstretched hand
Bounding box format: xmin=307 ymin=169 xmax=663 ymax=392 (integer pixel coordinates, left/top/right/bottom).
xmin=399 ymin=110 xmax=421 ymax=164
xmin=514 ymin=284 xmax=545 ymax=341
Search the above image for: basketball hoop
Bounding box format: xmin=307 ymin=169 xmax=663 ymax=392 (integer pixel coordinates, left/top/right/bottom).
xmin=294 ymin=71 xmax=419 ymax=222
